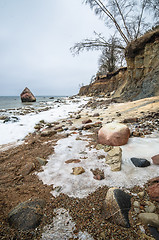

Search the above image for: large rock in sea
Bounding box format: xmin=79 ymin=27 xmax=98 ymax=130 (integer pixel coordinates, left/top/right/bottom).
xmin=8 ymin=198 xmax=45 ymax=231
xmin=20 ymin=87 xmax=36 ymax=102
xmin=103 ymin=188 xmax=131 ymax=228
xmin=98 ymin=122 xmax=130 ymax=146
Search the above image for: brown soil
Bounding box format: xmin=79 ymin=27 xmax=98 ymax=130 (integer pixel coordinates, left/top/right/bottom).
xmin=0 ymin=110 xmax=159 ymax=239
xmin=0 ymin=131 xmax=63 ymax=239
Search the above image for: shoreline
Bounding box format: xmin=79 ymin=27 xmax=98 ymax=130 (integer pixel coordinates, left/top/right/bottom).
xmin=0 ymin=95 xmax=159 ymax=239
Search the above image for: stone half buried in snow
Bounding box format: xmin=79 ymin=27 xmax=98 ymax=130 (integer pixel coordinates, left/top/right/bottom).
xmin=131 ymin=157 xmax=150 ymax=167
xmin=103 ymin=188 xmax=132 ymax=228
xmin=105 ymin=147 xmax=122 ymax=171
xmin=72 ymin=167 xmax=85 ymax=175
xmin=20 ymin=87 xmax=36 ymax=102
xmin=98 ymin=122 xmax=130 ymax=146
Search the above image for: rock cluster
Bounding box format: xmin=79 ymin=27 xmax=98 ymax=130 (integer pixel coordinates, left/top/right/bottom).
xmin=105 ymin=147 xmax=122 ymax=171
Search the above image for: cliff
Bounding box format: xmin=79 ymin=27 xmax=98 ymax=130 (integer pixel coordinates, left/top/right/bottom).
xmin=79 ymin=29 xmax=159 ymax=100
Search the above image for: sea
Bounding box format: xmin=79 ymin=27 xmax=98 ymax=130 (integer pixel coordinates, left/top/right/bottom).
xmin=0 ymin=95 xmax=87 ymax=148
xmin=0 ymin=96 xmax=64 ymax=110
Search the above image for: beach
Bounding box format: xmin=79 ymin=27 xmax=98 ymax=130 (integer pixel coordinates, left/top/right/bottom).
xmin=0 ymin=95 xmax=159 ymax=239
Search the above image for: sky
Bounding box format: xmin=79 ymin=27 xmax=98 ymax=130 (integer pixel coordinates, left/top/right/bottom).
xmin=0 ymin=0 xmax=109 ymax=96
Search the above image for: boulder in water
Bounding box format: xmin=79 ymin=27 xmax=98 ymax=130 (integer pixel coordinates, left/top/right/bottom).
xmin=20 ymin=87 xmax=36 ymax=102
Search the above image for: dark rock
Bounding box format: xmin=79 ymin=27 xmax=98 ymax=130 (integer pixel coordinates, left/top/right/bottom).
xmin=20 ymin=87 xmax=36 ymax=102
xmin=131 ymin=157 xmax=150 ymax=167
xmin=82 ymin=119 xmax=92 ymax=124
xmin=123 ymin=117 xmax=138 ymax=123
xmin=3 ymin=117 xmax=11 ymax=123
xmin=103 ymin=188 xmax=131 ymax=228
xmin=92 ymin=113 xmax=100 ymax=117
xmin=116 ymin=112 xmax=121 ymax=117
xmin=148 ymin=226 xmax=159 ymax=240
xmin=148 ymin=183 xmax=159 ymax=202
xmin=152 ymin=154 xmax=159 ymax=165
xmin=83 ymin=124 xmax=92 ymax=130
xmin=75 ymin=115 xmax=81 ymax=119
xmin=8 ymin=199 xmax=45 ymax=231
xmin=3 ymin=116 xmax=19 ymax=123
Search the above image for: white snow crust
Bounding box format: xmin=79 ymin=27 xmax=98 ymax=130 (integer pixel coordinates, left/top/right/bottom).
xmin=38 ymin=133 xmax=159 ymax=198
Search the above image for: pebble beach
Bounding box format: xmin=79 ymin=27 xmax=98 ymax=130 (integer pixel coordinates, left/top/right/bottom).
xmin=0 ymin=95 xmax=159 ymax=239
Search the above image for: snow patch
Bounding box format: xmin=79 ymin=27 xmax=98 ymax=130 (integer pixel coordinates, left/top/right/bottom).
xmin=0 ymin=97 xmax=88 ymax=146
xmin=41 ymin=208 xmax=93 ymax=240
xmin=38 ymin=134 xmax=159 ymax=198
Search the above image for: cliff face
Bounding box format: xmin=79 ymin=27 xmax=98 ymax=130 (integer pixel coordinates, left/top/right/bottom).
xmin=79 ymin=29 xmax=159 ymax=100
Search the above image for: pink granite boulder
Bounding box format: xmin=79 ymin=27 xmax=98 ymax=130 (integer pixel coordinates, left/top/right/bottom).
xmin=21 ymin=87 xmax=36 ymax=102
xmin=152 ymin=154 xmax=159 ymax=165
xmin=148 ymin=183 xmax=159 ymax=202
xmin=98 ymin=122 xmax=130 ymax=146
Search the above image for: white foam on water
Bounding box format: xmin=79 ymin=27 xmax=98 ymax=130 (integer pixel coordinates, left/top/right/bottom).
xmin=0 ymin=97 xmax=88 ymax=146
xmin=38 ymin=134 xmax=159 ymax=198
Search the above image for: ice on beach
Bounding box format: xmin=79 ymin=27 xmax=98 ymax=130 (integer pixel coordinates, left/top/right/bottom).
xmin=38 ymin=134 xmax=159 ymax=198
xmin=0 ymin=97 xmax=88 ymax=147
xmin=41 ymin=208 xmax=93 ymax=240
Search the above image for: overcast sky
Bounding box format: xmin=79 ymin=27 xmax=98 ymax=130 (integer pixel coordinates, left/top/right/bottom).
xmin=0 ymin=0 xmax=109 ymax=96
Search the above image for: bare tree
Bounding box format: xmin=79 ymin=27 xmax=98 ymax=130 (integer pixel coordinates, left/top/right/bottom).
xmin=71 ymin=33 xmax=125 ymax=73
xmin=83 ymin=0 xmax=159 ymax=44
xmin=98 ymin=36 xmax=125 ymax=73
xmin=71 ymin=0 xmax=159 ymax=74
xmin=70 ymin=31 xmax=124 ymax=55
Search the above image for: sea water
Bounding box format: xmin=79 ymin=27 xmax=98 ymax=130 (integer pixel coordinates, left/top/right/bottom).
xmin=0 ymin=96 xmax=64 ymax=111
xmin=0 ymin=96 xmax=87 ymax=148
